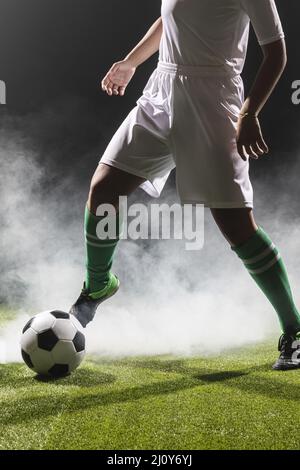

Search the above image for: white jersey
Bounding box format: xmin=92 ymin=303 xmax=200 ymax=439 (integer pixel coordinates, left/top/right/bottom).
xmin=159 ymin=0 xmax=284 ymax=74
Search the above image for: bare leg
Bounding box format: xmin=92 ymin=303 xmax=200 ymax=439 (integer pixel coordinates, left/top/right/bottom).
xmin=88 ymin=163 xmax=146 ymax=214
xmin=210 ymin=208 xmax=258 ymax=247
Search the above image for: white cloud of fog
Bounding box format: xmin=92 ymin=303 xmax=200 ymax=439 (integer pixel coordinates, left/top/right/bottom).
xmin=0 ymin=119 xmax=300 ymax=363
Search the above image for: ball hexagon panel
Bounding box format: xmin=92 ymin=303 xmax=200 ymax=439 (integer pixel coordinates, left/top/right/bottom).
xmin=31 ymin=312 xmax=55 ymax=333
xmin=73 ymin=331 xmax=85 ymax=352
xmin=30 ymin=348 xmax=55 ymax=375
xmin=50 ymin=311 xmax=70 ymax=320
xmin=52 ymin=319 xmax=77 ymax=341
xmin=21 ymin=327 xmax=38 ymax=354
xmin=51 ymin=340 xmax=76 ymax=364
xmin=37 ymin=329 xmax=59 ymax=351
xmin=21 ymin=349 xmax=34 ymax=369
xmin=49 ymin=364 xmax=69 ymax=377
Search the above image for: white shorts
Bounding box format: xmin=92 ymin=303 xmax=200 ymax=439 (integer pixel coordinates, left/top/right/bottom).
xmin=100 ymin=61 xmax=253 ymax=208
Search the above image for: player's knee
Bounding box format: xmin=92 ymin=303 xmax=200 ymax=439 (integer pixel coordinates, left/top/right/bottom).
xmin=211 ymin=208 xmax=257 ymax=246
xmin=88 ymin=178 xmax=119 ymax=214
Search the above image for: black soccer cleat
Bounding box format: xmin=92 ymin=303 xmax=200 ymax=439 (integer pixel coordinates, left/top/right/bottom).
xmin=272 ymin=333 xmax=300 ymax=370
xmin=69 ymin=273 xmax=120 ymax=328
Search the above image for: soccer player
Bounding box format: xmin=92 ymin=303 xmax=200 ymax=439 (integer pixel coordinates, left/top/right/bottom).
xmin=70 ymin=1 xmax=300 ymax=370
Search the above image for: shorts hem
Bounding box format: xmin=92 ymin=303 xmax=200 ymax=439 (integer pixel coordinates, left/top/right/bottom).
xmin=98 ymin=160 xmax=253 ymax=208
xmin=99 ymin=158 xmax=162 ymax=197
xmin=99 ymin=158 xmax=151 ymax=181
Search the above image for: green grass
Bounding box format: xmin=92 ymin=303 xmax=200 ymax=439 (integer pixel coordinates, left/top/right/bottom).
xmin=0 ymin=336 xmax=300 ymax=450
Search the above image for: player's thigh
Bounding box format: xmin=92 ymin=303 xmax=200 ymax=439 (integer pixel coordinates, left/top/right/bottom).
xmin=88 ymin=163 xmax=146 ymax=211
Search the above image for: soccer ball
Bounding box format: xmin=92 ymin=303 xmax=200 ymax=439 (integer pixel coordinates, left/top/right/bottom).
xmin=21 ymin=310 xmax=86 ymax=377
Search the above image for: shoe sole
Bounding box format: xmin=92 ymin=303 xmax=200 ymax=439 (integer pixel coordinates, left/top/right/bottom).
xmin=272 ymin=362 xmax=300 ymax=371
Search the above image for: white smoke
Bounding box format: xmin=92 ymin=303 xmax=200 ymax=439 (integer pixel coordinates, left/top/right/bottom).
xmin=0 ymin=121 xmax=300 ymax=362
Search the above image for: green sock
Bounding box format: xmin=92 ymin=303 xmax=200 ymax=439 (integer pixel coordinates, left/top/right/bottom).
xmin=232 ymin=226 xmax=300 ymax=335
xmin=84 ymin=205 xmax=120 ymax=293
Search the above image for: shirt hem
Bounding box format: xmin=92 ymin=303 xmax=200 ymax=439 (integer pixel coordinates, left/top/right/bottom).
xmin=258 ymin=33 xmax=285 ymax=46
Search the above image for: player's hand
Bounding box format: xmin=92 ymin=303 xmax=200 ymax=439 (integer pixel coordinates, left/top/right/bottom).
xmin=101 ymin=59 xmax=136 ymax=96
xmin=236 ymin=114 xmax=269 ymax=161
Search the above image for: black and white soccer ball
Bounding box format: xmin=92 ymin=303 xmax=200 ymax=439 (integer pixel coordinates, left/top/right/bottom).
xmin=21 ymin=310 xmax=86 ymax=377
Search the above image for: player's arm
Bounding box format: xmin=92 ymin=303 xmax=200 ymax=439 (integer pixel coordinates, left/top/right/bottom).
xmin=101 ymin=17 xmax=163 ymax=96
xmin=241 ymin=39 xmax=287 ymax=117
xmin=236 ymin=0 xmax=286 ymax=160
xmin=124 ymin=16 xmax=163 ymax=68
xmin=237 ymin=38 xmax=287 ymax=160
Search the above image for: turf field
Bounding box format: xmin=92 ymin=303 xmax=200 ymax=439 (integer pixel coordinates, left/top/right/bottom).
xmin=0 ymin=310 xmax=299 ymax=450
